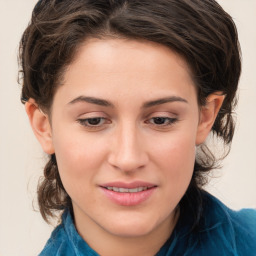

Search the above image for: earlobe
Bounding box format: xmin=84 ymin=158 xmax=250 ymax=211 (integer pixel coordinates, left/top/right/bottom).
xmin=25 ymin=99 xmax=55 ymax=154
xmin=196 ymin=93 xmax=225 ymax=145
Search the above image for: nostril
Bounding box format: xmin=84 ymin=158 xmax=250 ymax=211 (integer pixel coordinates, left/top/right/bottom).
xmin=107 ymin=151 xmax=148 ymax=172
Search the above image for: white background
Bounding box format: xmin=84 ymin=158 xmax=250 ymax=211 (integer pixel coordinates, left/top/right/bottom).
xmin=0 ymin=0 xmax=255 ymax=255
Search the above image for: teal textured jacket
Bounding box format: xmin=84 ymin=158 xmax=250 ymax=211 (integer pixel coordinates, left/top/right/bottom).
xmin=39 ymin=192 xmax=256 ymax=255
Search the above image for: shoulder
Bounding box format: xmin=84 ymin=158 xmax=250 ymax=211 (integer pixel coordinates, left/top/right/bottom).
xmin=203 ymin=191 xmax=256 ymax=233
xmin=201 ymin=192 xmax=256 ymax=255
xmin=156 ymin=191 xmax=256 ymax=256
xmin=39 ymin=222 xmax=75 ymax=256
xmin=221 ymin=205 xmax=256 ymax=254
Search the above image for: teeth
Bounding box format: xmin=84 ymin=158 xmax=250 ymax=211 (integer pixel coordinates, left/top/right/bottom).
xmin=106 ymin=186 xmax=149 ymax=193
xmin=113 ymin=187 xmax=119 ymax=192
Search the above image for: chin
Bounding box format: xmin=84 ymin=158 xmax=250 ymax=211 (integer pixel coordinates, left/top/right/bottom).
xmin=108 ymin=224 xmax=153 ymax=238
xmin=101 ymin=214 xmax=163 ymax=238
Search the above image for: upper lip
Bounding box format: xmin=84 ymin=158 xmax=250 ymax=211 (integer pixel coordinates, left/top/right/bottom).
xmin=100 ymin=181 xmax=157 ymax=189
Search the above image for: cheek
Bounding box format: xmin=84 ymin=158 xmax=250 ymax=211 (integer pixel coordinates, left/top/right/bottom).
xmin=151 ymin=132 xmax=196 ymax=188
xmin=153 ymin=130 xmax=196 ymax=164
xmin=52 ymin=130 xmax=107 ymax=192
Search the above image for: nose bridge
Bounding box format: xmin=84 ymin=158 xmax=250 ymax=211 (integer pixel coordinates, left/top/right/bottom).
xmin=108 ymin=120 xmax=148 ymax=172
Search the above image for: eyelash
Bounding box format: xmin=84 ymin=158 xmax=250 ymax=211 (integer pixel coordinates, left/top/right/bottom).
xmin=146 ymin=117 xmax=178 ymax=127
xmin=77 ymin=116 xmax=178 ymax=130
xmin=77 ymin=117 xmax=109 ymax=130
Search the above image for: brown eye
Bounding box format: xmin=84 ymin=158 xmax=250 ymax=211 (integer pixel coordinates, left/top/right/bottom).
xmin=149 ymin=117 xmax=177 ymax=126
xmin=152 ymin=117 xmax=167 ymax=125
xmin=77 ymin=117 xmax=106 ymax=127
xmin=87 ymin=118 xmax=102 ymax=125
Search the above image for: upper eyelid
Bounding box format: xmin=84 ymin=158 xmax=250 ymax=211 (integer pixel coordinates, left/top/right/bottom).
xmin=77 ymin=113 xmax=178 ymax=120
xmin=145 ymin=111 xmax=178 ymax=119
xmin=76 ymin=109 xmax=179 ymax=119
xmin=77 ymin=112 xmax=109 ymax=118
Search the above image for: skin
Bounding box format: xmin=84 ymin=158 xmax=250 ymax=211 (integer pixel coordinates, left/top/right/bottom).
xmin=26 ymin=39 xmax=224 ymax=256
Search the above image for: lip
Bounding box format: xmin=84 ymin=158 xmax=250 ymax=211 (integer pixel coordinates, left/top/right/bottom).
xmin=100 ymin=181 xmax=156 ymax=189
xmin=99 ymin=181 xmax=157 ymax=206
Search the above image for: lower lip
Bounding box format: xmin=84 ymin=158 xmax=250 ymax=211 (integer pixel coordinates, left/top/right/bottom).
xmin=100 ymin=187 xmax=156 ymax=206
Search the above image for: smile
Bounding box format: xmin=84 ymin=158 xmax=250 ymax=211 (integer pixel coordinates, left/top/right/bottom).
xmin=105 ymin=186 xmax=150 ymax=193
xmin=100 ymin=183 xmax=157 ymax=206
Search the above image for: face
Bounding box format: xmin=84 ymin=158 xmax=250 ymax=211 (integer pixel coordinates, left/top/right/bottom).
xmin=39 ymin=39 xmax=210 ymax=239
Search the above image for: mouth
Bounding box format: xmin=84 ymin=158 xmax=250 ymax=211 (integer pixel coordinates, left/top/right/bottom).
xmin=103 ymin=186 xmax=155 ymax=193
xmin=99 ymin=182 xmax=157 ymax=206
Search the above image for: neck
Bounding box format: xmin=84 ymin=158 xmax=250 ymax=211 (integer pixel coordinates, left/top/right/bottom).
xmin=73 ymin=207 xmax=179 ymax=256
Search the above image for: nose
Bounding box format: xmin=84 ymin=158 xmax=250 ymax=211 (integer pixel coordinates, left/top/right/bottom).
xmin=108 ymin=123 xmax=149 ymax=172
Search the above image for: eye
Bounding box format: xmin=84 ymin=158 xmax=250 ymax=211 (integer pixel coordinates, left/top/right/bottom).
xmin=146 ymin=117 xmax=178 ymax=126
xmin=77 ymin=117 xmax=110 ymax=128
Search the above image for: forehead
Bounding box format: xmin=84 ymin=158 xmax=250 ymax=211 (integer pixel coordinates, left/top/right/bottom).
xmin=54 ymin=38 xmax=197 ymax=106
xmin=68 ymin=38 xmax=192 ymax=80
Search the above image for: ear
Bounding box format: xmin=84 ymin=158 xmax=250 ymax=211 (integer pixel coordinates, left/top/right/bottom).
xmin=25 ymin=99 xmax=55 ymax=154
xmin=196 ymin=93 xmax=225 ymax=145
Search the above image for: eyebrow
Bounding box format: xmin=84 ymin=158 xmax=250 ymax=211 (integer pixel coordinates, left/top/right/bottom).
xmin=68 ymin=96 xmax=114 ymax=107
xmin=142 ymin=96 xmax=188 ymax=108
xmin=68 ymin=95 xmax=188 ymax=108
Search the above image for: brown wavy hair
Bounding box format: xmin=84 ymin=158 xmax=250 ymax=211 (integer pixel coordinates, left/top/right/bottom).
xmin=19 ymin=0 xmax=241 ymax=227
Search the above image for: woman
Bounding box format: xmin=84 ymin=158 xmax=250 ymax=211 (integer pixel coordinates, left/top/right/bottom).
xmin=19 ymin=0 xmax=256 ymax=255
